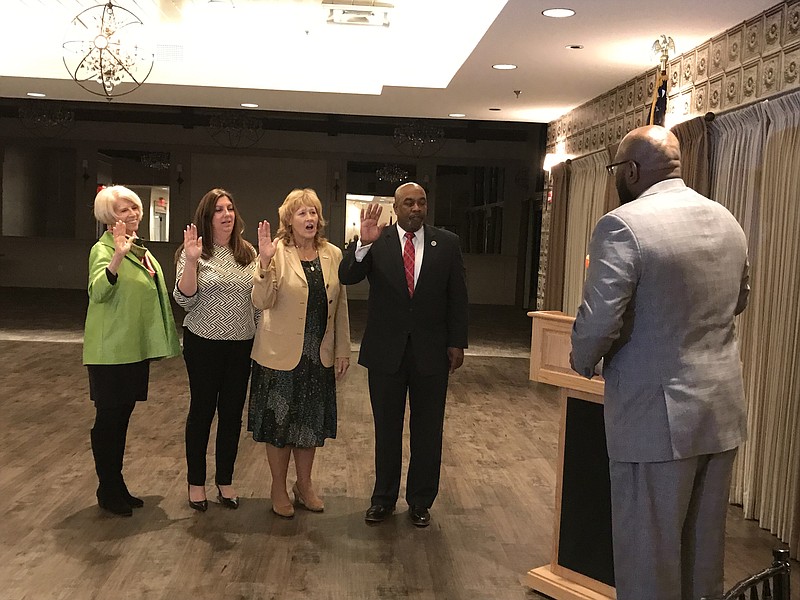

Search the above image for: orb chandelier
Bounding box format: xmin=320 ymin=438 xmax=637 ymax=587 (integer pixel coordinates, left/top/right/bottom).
xmin=208 ymin=114 xmax=264 ymax=149
xmin=62 ymin=2 xmax=154 ymax=100
xmin=18 ymin=105 xmax=75 ymax=137
xmin=393 ymin=120 xmax=445 ymax=158
xmin=375 ymin=164 xmax=408 ymax=183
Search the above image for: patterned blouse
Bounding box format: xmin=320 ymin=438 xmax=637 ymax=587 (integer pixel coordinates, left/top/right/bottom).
xmin=174 ymin=245 xmax=258 ymax=341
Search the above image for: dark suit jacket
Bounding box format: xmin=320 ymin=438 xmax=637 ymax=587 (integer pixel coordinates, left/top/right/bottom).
xmin=339 ymin=224 xmax=468 ymax=376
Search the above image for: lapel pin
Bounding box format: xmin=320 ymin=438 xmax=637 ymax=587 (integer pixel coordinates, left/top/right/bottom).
xmin=430 ymin=240 xmax=437 ymax=247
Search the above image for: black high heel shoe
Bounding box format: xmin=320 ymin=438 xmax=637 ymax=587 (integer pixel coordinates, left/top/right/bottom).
xmin=216 ymin=485 xmax=239 ymax=510
xmin=188 ymin=485 xmax=208 ymax=512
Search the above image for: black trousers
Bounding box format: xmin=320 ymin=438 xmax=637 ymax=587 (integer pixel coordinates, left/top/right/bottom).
xmin=183 ymin=328 xmax=253 ymax=486
xmin=368 ymin=340 xmax=449 ymax=509
xmin=87 ymin=361 xmax=149 ymax=495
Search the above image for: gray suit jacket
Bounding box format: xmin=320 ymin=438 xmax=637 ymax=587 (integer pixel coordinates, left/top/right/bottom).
xmin=571 ymin=179 xmax=749 ymax=462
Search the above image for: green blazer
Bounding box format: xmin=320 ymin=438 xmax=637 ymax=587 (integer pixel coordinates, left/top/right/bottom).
xmin=83 ymin=232 xmax=181 ymax=365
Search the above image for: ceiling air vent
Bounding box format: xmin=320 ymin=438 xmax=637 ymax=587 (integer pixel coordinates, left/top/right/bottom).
xmin=322 ymin=0 xmax=394 ymax=27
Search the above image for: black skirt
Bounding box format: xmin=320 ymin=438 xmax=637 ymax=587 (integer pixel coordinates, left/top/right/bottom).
xmin=87 ymin=361 xmax=150 ymax=407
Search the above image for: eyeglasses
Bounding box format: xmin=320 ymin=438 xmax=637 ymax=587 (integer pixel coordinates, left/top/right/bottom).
xmin=605 ymin=160 xmax=638 ymax=175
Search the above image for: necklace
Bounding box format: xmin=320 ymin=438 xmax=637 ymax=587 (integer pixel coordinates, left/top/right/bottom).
xmin=296 ymin=244 xmax=318 ymax=269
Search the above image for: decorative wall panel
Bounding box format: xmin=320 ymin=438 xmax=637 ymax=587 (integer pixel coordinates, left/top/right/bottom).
xmin=547 ymin=2 xmax=800 ymax=155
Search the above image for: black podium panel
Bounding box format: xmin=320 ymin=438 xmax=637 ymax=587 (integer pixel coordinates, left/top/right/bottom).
xmin=557 ymin=396 xmax=615 ymax=587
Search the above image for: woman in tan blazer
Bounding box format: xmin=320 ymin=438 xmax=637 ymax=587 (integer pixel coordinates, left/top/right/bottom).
xmin=249 ymin=188 xmax=350 ymax=518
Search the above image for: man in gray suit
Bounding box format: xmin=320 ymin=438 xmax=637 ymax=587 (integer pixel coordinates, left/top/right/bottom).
xmin=570 ymin=126 xmax=749 ymax=600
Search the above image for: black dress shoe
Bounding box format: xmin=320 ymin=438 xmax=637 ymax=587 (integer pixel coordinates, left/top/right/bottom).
xmin=365 ymin=504 xmax=395 ymax=523
xmin=216 ymin=485 xmax=239 ymax=510
xmin=96 ymin=487 xmax=133 ymax=517
xmin=408 ymin=505 xmax=431 ymax=528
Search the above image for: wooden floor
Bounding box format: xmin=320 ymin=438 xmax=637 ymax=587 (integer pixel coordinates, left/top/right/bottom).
xmin=0 ymin=288 xmax=795 ymax=600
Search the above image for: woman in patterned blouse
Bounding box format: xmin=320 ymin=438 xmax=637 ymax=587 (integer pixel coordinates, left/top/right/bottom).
xmin=174 ymin=188 xmax=258 ymax=512
xmin=249 ymin=188 xmax=351 ymax=518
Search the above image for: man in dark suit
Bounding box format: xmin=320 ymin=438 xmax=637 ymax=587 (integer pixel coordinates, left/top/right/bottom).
xmin=339 ymin=182 xmax=468 ymax=527
xmin=570 ymin=126 xmax=749 ymax=600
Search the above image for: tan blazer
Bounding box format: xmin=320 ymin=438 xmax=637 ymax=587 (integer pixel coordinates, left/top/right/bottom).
xmin=251 ymin=240 xmax=350 ymax=371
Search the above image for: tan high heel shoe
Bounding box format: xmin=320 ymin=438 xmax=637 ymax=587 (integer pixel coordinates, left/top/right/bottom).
xmin=292 ymin=482 xmax=324 ymax=512
xmin=270 ymin=490 xmax=295 ymax=518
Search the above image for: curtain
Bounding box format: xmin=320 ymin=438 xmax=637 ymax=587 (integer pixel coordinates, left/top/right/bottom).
xmin=672 ymin=116 xmax=711 ymax=196
xmin=542 ymin=161 xmax=570 ymax=311
xmin=710 ymin=91 xmax=800 ymax=559
xmin=710 ymin=103 xmax=766 ymax=513
xmin=752 ymin=94 xmax=800 ymax=557
xmin=562 ymin=150 xmax=609 ymax=316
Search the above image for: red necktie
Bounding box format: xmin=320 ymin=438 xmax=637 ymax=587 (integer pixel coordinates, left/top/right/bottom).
xmin=403 ymin=231 xmax=415 ymax=297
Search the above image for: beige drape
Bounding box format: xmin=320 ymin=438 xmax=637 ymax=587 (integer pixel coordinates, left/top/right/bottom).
xmin=672 ymin=116 xmax=711 ymax=196
xmin=710 ymin=92 xmax=800 ymax=559
xmin=542 ymin=161 xmax=570 ymax=311
xmin=562 ymin=150 xmax=610 ymax=316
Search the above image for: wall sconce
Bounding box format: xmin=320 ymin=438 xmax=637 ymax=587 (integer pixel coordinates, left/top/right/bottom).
xmin=333 ymin=171 xmax=340 ymax=201
xmin=176 ymin=163 xmax=184 ymax=194
xmin=82 ymin=159 xmax=90 ymax=185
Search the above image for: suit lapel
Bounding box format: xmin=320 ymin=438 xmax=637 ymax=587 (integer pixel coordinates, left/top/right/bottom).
xmin=415 ymin=224 xmax=437 ymax=295
xmin=283 ymin=243 xmax=307 ymax=281
xmin=318 ymin=244 xmax=332 ymax=286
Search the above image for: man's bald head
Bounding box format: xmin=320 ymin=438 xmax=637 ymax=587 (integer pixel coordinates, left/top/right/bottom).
xmin=613 ymin=126 xmax=682 ymax=204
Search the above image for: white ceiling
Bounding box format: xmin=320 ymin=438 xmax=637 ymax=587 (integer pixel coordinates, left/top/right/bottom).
xmin=0 ymin=0 xmax=780 ymax=123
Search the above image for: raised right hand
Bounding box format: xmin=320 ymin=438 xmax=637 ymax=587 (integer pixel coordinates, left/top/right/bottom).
xmin=110 ymin=221 xmax=133 ymax=256
xmin=360 ymin=203 xmax=385 ymax=245
xmin=257 ymin=220 xmax=278 ymax=268
xmin=183 ymin=224 xmax=202 ymax=262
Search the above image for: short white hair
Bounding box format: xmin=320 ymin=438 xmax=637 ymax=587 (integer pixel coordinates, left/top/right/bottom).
xmin=94 ymin=185 xmax=143 ymax=226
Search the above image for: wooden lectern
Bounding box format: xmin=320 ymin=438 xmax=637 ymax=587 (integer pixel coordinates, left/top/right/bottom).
xmin=523 ymin=311 xmax=616 ymax=600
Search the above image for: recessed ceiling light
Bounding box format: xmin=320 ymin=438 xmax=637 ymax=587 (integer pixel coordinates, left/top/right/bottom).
xmin=489 ymin=107 xmax=501 ymax=111
xmin=542 ymin=8 xmax=575 ymax=18
xmin=27 ymin=92 xmax=46 ymax=98
xmin=240 ymin=102 xmax=258 ymax=108
xmin=492 ymin=64 xmax=517 ymax=70
xmin=566 ymin=44 xmax=584 ymax=50
xmin=448 ymin=113 xmax=466 ymax=118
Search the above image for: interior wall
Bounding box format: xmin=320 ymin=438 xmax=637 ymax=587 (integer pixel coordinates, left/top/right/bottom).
xmin=0 ymin=115 xmax=544 ymax=305
xmin=545 ymin=1 xmax=799 ymax=156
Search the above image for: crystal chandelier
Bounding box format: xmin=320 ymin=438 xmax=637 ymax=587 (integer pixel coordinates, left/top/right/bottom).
xmin=62 ymin=2 xmax=154 ymax=100
xmin=375 ymin=164 xmax=408 ymax=183
xmin=140 ymin=152 xmax=171 ymax=170
xmin=393 ymin=120 xmax=445 ymax=157
xmin=18 ymin=105 xmax=75 ymax=137
xmin=208 ymin=114 xmax=264 ymax=149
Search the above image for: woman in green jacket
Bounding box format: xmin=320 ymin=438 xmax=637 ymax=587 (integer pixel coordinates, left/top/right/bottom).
xmin=83 ymin=185 xmax=180 ymax=517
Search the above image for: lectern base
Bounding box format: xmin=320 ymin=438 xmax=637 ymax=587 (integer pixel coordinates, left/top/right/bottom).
xmin=522 ymin=565 xmax=615 ymax=600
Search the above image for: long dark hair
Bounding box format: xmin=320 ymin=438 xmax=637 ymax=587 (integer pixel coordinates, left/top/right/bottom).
xmin=175 ymin=188 xmax=255 ymax=266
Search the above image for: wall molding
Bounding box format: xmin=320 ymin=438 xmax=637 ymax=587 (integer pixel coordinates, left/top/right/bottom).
xmin=547 ymin=1 xmax=800 ymax=155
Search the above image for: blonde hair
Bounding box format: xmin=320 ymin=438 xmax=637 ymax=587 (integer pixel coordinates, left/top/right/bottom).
xmin=276 ymin=188 xmax=327 ymax=247
xmin=94 ymin=185 xmax=143 ymax=226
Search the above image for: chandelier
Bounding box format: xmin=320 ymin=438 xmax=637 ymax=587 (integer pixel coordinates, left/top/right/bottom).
xmin=140 ymin=152 xmax=171 ymax=170
xmin=208 ymin=114 xmax=264 ymax=148
xmin=393 ymin=120 xmax=445 ymax=157
xmin=18 ymin=105 xmax=75 ymax=137
xmin=375 ymin=164 xmax=408 ymax=183
xmin=62 ymin=2 xmax=154 ymax=100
